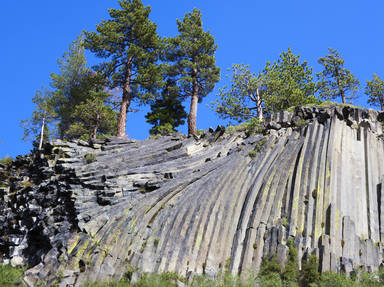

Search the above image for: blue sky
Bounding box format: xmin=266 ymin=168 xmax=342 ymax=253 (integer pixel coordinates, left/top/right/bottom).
xmin=1 ymin=0 xmax=384 ymax=157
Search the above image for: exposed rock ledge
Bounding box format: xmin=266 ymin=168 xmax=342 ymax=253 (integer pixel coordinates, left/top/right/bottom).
xmin=1 ymin=105 xmax=384 ymax=286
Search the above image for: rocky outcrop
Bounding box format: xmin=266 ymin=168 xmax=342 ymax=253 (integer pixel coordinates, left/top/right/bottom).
xmin=1 ymin=105 xmax=384 ymax=286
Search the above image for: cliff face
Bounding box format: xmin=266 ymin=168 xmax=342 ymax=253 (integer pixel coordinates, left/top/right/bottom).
xmin=1 ymin=105 xmax=384 ymax=286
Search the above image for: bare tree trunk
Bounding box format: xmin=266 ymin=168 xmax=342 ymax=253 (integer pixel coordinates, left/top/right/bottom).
xmin=188 ymin=66 xmax=199 ymax=136
xmin=39 ymin=116 xmax=46 ymax=151
xmin=256 ymin=87 xmax=263 ymax=121
xmin=117 ymin=58 xmax=133 ymax=138
xmin=92 ymin=114 xmax=100 ymax=140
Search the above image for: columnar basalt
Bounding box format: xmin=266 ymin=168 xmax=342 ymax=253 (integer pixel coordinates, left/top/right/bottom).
xmin=1 ymin=105 xmax=384 ymax=286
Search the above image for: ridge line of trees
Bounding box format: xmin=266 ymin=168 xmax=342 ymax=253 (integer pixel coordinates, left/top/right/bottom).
xmin=213 ymin=47 xmax=383 ymax=124
xmin=23 ymin=0 xmax=384 ymax=149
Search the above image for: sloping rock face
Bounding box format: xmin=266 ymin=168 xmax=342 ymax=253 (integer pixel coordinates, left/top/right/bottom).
xmin=1 ymin=106 xmax=384 ymax=286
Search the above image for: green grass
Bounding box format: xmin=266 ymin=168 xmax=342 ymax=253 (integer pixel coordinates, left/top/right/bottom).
xmin=248 ymin=137 xmax=268 ymax=158
xmin=0 ymin=264 xmax=25 ymax=286
xmin=80 ymin=267 xmax=384 ymax=287
xmin=227 ymin=120 xmax=263 ymax=135
xmin=287 ymin=101 xmax=361 ymax=113
xmin=82 ymin=272 xmax=185 ymax=287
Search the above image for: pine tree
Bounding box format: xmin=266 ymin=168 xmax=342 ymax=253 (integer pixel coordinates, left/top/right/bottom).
xmin=317 ymin=48 xmax=360 ymax=104
xmin=212 ymin=64 xmax=264 ymax=122
xmin=365 ymin=74 xmax=384 ymax=111
xmin=167 ymin=8 xmax=220 ymax=136
xmin=145 ymin=79 xmax=187 ymax=136
xmin=50 ymin=34 xmax=90 ymax=138
xmin=84 ymin=0 xmax=163 ymax=138
xmin=261 ymin=48 xmax=318 ymax=113
xmin=67 ymin=91 xmax=117 ymax=140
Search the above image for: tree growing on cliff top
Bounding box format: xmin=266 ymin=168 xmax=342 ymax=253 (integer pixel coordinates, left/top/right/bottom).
xmin=365 ymin=74 xmax=384 ymax=111
xmin=212 ymin=64 xmax=264 ymax=122
xmin=67 ymin=91 xmax=118 ymax=140
xmin=317 ymin=48 xmax=360 ymax=104
xmin=84 ymin=0 xmax=163 ymax=138
xmin=145 ymin=78 xmax=187 ymax=136
xmin=261 ymin=48 xmax=318 ymax=113
xmin=167 ymin=8 xmax=220 ymax=136
xmin=50 ymin=34 xmax=90 ymax=139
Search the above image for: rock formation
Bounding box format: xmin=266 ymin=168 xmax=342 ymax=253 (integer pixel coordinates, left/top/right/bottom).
xmin=1 ymin=105 xmax=384 ymax=286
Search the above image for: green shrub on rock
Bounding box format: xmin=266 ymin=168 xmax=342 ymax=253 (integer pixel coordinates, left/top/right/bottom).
xmin=301 ymin=254 xmax=320 ymax=286
xmin=281 ymin=238 xmax=299 ymax=283
xmin=0 ymin=156 xmax=13 ymax=166
xmin=315 ymin=271 xmax=356 ymax=287
xmin=84 ymin=153 xmax=97 ymax=164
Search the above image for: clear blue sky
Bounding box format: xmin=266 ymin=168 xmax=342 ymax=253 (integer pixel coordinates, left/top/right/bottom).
xmin=1 ymin=0 xmax=383 ymax=157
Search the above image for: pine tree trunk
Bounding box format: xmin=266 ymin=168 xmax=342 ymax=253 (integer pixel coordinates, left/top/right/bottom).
xmin=335 ymin=68 xmax=346 ymax=104
xmin=117 ymin=58 xmax=133 ymax=137
xmin=188 ymin=67 xmax=199 ymax=136
xmin=256 ymin=87 xmax=263 ymax=121
xmin=38 ymin=117 xmax=46 ymax=151
xmin=340 ymin=89 xmax=346 ymax=104
xmin=380 ymin=97 xmax=384 ymax=111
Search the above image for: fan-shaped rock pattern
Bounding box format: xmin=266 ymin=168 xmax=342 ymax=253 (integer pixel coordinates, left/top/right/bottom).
xmin=1 ymin=106 xmax=384 ymax=286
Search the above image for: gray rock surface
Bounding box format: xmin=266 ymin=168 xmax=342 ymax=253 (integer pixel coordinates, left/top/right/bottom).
xmin=0 ymin=105 xmax=384 ymax=286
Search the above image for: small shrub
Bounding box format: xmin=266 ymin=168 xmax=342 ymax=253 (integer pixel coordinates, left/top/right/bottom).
xmin=196 ymin=129 xmax=204 ymax=137
xmin=202 ymin=262 xmax=207 ymax=273
xmin=226 ymin=118 xmax=262 ymax=135
xmin=248 ymin=150 xmax=258 ymax=158
xmin=0 ymin=264 xmax=24 ymax=285
xmin=316 ymin=271 xmax=356 ymax=287
xmin=225 ymin=257 xmax=231 ymax=272
xmin=20 ymin=180 xmax=34 ymax=187
xmin=85 ymin=153 xmax=97 ymax=164
xmin=140 ymin=242 xmax=147 ymax=253
xmin=151 ymin=134 xmax=161 ymax=139
xmin=154 ymin=238 xmax=159 ymax=247
xmin=281 ymin=217 xmax=288 ymax=227
xmin=0 ymin=156 xmax=13 ymax=166
xmin=301 ymin=254 xmax=320 ymax=286
xmin=293 ymin=118 xmax=308 ymax=128
xmin=260 ymin=256 xmax=282 ymax=279
xmin=226 ymin=125 xmax=236 ymax=134
xmin=254 ymin=137 xmax=268 ymax=152
xmin=245 ymin=118 xmax=263 ymax=134
xmin=257 ymin=272 xmax=283 ymax=287
xmin=136 ymin=271 xmax=183 ymax=287
xmin=281 ymin=239 xmax=299 ymax=282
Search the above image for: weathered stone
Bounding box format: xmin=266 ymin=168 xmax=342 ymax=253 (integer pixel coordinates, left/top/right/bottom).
xmin=267 ymin=121 xmax=282 ymax=130
xmin=1 ymin=106 xmax=384 ymax=285
xmin=10 ymin=255 xmax=24 ymax=267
